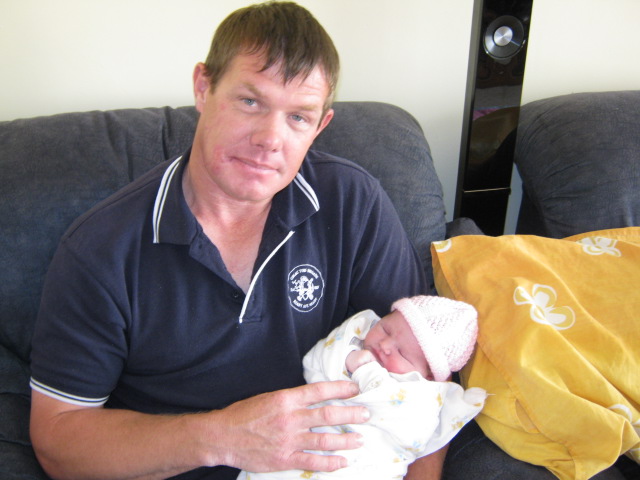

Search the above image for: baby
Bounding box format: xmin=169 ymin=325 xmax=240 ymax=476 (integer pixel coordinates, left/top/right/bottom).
xmin=238 ymin=295 xmax=487 ymax=480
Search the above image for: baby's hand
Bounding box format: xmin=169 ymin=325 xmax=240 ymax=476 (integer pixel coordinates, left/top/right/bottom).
xmin=346 ymin=349 xmax=377 ymax=374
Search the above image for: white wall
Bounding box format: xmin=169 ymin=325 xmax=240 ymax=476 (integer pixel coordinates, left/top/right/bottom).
xmin=2 ymin=0 xmax=640 ymax=232
xmin=505 ymin=0 xmax=640 ymax=232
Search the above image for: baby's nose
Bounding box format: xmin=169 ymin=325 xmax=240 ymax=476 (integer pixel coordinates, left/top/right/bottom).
xmin=379 ymin=339 xmax=393 ymax=355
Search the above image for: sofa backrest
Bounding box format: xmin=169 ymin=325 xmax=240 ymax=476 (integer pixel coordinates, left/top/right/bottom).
xmin=1 ymin=101 xmax=445 ymax=362
xmin=514 ymin=90 xmax=640 ymax=238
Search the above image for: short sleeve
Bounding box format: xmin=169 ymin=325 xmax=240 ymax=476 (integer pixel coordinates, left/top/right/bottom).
xmin=30 ymin=241 xmax=128 ymax=406
xmin=348 ymin=186 xmax=429 ymax=314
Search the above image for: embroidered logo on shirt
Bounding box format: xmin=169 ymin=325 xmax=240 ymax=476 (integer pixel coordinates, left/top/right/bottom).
xmin=288 ymin=264 xmax=324 ymax=312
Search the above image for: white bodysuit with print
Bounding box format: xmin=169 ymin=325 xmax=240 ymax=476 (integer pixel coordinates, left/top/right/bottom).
xmin=237 ymin=309 xmax=487 ymax=480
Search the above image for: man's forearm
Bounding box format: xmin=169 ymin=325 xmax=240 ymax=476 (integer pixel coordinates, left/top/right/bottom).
xmin=31 ymin=393 xmax=209 ymax=480
xmin=404 ymin=444 xmax=447 ymax=480
xmin=31 ymin=381 xmax=369 ymax=480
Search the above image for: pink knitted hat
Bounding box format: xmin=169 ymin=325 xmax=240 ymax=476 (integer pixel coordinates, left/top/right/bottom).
xmin=391 ymin=295 xmax=478 ymax=382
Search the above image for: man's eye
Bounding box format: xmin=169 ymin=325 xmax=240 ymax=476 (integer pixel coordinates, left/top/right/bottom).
xmin=291 ymin=114 xmax=305 ymax=123
xmin=242 ymin=98 xmax=257 ymax=106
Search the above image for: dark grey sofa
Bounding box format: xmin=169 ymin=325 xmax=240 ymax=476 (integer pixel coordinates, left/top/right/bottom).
xmin=2 ymin=92 xmax=638 ymax=478
xmin=2 ymin=101 xmax=475 ymax=478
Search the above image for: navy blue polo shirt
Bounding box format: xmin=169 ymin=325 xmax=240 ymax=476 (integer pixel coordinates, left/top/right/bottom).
xmin=31 ymin=148 xmax=426 ymax=415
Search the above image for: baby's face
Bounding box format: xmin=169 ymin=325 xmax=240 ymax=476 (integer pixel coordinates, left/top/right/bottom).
xmin=363 ymin=310 xmax=432 ymax=379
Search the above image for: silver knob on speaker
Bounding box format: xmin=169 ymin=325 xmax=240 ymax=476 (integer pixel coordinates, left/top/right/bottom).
xmin=493 ymin=26 xmax=514 ymax=47
xmin=483 ymin=15 xmax=525 ymax=60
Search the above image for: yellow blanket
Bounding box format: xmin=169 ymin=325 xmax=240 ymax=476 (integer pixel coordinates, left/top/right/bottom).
xmin=431 ymin=228 xmax=640 ymax=480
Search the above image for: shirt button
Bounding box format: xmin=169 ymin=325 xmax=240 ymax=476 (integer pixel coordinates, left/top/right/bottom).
xmin=232 ymin=291 xmax=241 ymax=300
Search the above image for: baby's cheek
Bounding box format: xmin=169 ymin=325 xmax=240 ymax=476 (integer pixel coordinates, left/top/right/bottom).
xmin=382 ymin=356 xmax=402 ymax=375
xmin=389 ymin=355 xmax=420 ymax=376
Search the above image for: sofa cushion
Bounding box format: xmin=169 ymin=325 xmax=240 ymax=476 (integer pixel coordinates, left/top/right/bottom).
xmin=0 ymin=393 xmax=48 ymax=480
xmin=313 ymin=102 xmax=446 ymax=279
xmin=0 ymin=344 xmax=30 ymax=397
xmin=515 ymin=90 xmax=640 ymax=238
xmin=0 ymin=107 xmax=198 ymax=362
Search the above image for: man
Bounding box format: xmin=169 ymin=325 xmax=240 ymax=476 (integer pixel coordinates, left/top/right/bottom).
xmin=29 ymin=2 xmax=444 ymax=479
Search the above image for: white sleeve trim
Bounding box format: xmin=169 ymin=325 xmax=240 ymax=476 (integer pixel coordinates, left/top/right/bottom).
xmin=30 ymin=378 xmax=109 ymax=407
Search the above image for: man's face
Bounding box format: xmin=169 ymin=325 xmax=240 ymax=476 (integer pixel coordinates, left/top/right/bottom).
xmin=189 ymin=53 xmax=334 ymax=206
xmin=363 ymin=311 xmax=432 ymax=379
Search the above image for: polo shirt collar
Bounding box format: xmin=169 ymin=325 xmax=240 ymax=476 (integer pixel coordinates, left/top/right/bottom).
xmin=270 ymin=170 xmax=320 ymax=230
xmin=152 ymin=151 xmax=320 ymax=246
xmin=151 ymin=153 xmax=197 ymax=245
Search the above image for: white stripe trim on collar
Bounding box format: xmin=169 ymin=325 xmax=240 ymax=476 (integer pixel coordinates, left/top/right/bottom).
xmin=152 ymin=156 xmax=183 ymax=244
xmin=293 ymin=173 xmax=320 ymax=212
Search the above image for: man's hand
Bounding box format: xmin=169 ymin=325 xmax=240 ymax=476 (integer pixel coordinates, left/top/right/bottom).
xmin=206 ymin=380 xmax=369 ymax=473
xmin=31 ymin=381 xmax=369 ymax=480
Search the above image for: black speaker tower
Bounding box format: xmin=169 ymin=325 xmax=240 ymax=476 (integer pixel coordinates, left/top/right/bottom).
xmin=454 ymin=0 xmax=533 ymax=235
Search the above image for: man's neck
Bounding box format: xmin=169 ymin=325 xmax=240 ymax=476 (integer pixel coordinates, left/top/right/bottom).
xmin=182 ymin=164 xmax=272 ymax=292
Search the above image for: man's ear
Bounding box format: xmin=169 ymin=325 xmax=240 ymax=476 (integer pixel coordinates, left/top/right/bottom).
xmin=315 ymin=108 xmax=334 ymax=136
xmin=193 ymin=63 xmax=210 ymax=113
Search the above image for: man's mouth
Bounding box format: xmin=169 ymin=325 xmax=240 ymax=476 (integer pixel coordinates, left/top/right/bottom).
xmin=234 ymin=156 xmax=277 ymax=172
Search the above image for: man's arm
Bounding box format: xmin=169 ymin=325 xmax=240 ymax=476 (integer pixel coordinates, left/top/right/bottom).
xmin=405 ymin=445 xmax=447 ymax=480
xmin=30 ymin=381 xmax=368 ymax=480
xmin=403 ymin=374 xmax=453 ymax=480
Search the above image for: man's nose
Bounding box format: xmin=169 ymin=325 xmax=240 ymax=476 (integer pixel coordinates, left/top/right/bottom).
xmin=251 ymin=113 xmax=285 ymax=151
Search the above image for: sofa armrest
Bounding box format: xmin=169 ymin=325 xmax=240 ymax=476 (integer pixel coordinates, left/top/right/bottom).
xmin=446 ymin=217 xmax=483 ymax=238
xmin=0 ymin=393 xmax=49 ymax=480
xmin=0 ymin=344 xmax=49 ymax=479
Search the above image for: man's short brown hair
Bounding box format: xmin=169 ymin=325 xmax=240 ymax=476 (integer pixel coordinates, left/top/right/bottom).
xmin=203 ymin=1 xmax=340 ymax=113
